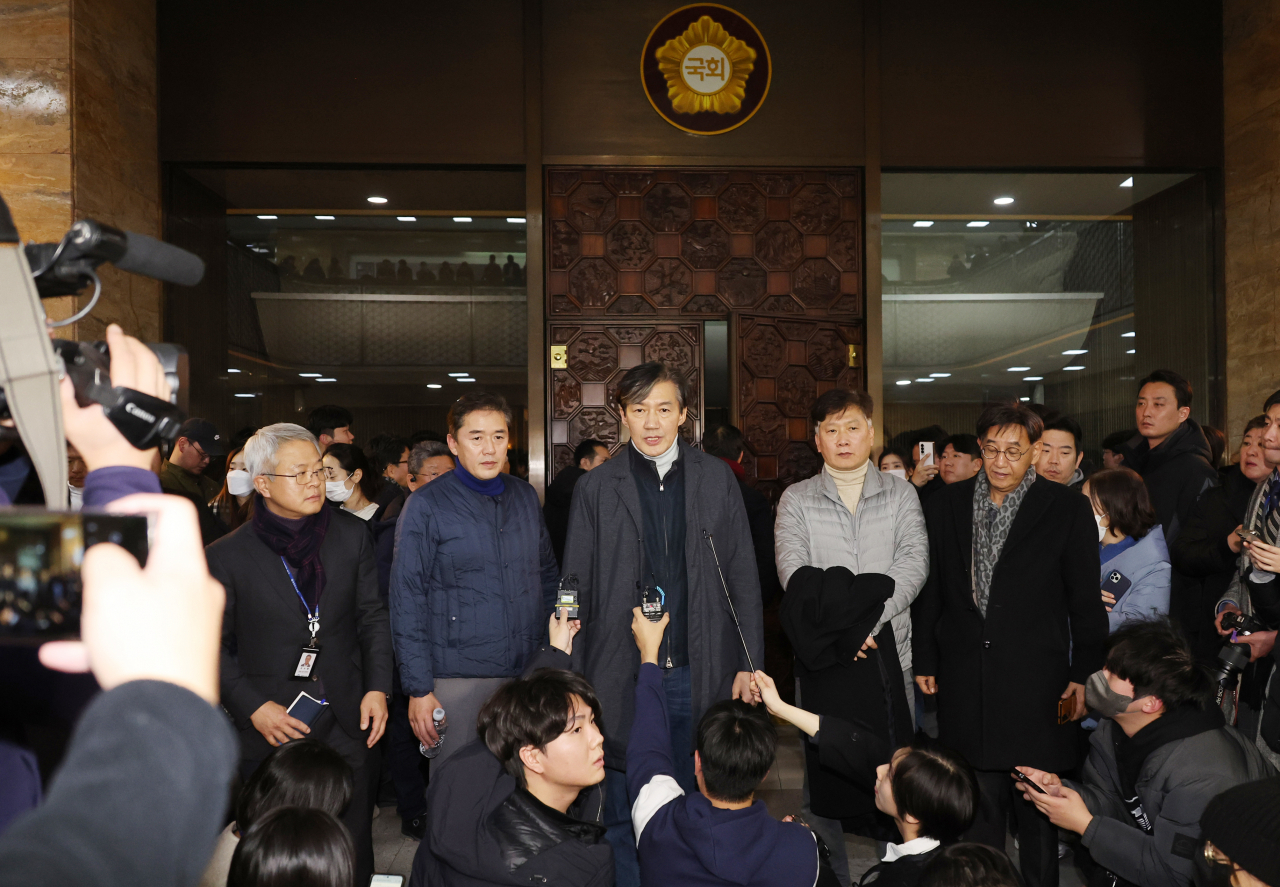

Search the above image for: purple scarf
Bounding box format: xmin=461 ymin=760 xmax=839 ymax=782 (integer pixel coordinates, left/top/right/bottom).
xmin=251 ymin=494 xmax=330 ymax=609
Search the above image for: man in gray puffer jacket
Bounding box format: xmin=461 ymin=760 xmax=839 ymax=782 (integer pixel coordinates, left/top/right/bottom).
xmin=1015 ymin=619 xmax=1276 ymax=887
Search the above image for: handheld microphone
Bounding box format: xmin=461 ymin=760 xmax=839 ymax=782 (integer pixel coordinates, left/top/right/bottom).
xmin=702 ymin=530 xmax=756 ymax=675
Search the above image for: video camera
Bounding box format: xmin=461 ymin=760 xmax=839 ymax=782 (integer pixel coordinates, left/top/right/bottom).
xmin=0 ymin=194 xmax=204 ymax=506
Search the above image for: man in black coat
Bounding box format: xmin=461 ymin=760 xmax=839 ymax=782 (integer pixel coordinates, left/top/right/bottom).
xmin=913 ymin=402 xmax=1107 ymax=887
xmin=208 ymin=423 xmax=393 ymax=886
xmin=543 ymin=438 xmax=610 ymax=564
xmin=701 ymin=424 xmax=782 ymax=604
xmin=1121 ymin=370 xmax=1221 ymax=656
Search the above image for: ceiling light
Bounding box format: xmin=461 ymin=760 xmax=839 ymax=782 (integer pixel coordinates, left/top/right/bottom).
xmin=315 ymin=215 xmax=335 ymax=220
xmin=1126 ymin=349 xmax=1136 ymax=355
xmin=993 ymin=197 xmax=1014 ymax=206
xmin=299 ymin=373 xmax=322 ymax=378
xmin=507 ymin=217 xmax=526 ymax=224
xmin=967 ymin=221 xmax=990 ymax=228
xmin=427 ymin=383 xmax=442 ymax=389
xmin=1063 ymin=366 xmax=1085 ymax=371
xmin=367 ymin=196 xmax=388 ymax=204
xmin=458 ymin=377 xmax=476 ymax=383
xmin=227 ymin=368 xmax=241 ymax=373
xmin=1023 ymin=376 xmax=1043 ymax=381
xmin=1120 ymin=177 xmax=1134 ymax=188
xmin=929 ymin=372 xmax=951 ymax=378
xmin=397 ymin=216 xmax=417 ymax=222
xmin=448 ymin=372 xmax=469 ymax=377
xmin=234 ymin=393 xmax=256 ymax=398
xmin=1121 ymin=331 xmax=1135 ymax=338
xmin=1007 ymin=366 xmax=1030 ymax=372
xmin=1062 ymin=349 xmax=1088 ymax=355
xmin=1020 ymin=397 xmax=1030 ymax=402
xmin=896 ymin=380 xmax=911 ymax=386
xmin=256 ymin=215 xmax=277 ymax=220
xmin=913 ymin=220 xmax=934 ymax=228
xmin=317 ymin=377 xmax=337 ymax=382
xmin=453 ymin=216 xmax=473 ymax=223
xmin=914 ymin=378 xmax=934 ymax=383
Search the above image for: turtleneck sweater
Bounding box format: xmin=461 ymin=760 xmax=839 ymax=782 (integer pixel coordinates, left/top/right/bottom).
xmin=825 ymin=460 xmax=869 ymax=518
xmin=634 ymin=437 xmax=680 ymax=480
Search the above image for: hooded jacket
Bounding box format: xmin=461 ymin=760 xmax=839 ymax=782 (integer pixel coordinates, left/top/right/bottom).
xmin=1100 ymin=526 xmax=1171 ymax=632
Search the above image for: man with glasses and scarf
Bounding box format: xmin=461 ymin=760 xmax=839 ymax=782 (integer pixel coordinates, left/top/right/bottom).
xmin=913 ymin=401 xmax=1108 ymax=887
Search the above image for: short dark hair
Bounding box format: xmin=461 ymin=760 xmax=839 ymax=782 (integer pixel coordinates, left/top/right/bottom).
xmin=477 ymin=668 xmax=603 ymax=790
xmin=1244 ymin=414 xmax=1268 ymax=438
xmin=975 ymin=401 xmax=1043 ymax=446
xmin=1042 ymin=415 xmax=1083 ymax=451
xmin=1105 ymin=618 xmax=1213 ymax=710
xmin=1085 ymin=468 xmax=1158 ymax=540
xmin=1138 ymin=369 xmax=1193 ymax=409
xmin=696 ymin=699 xmax=776 ymax=803
xmin=919 ymin=843 xmax=1020 ymax=887
xmin=229 ymin=807 xmax=353 ymax=887
xmin=616 ymin=361 xmax=687 ymax=410
xmin=322 ymin=442 xmax=380 ymax=502
xmin=574 ymin=438 xmax=608 ymax=465
xmin=878 ymin=447 xmax=912 ymax=469
xmin=941 ymin=433 xmax=982 ymax=460
xmin=702 ymin=425 xmax=745 ymax=461
xmin=1203 ymin=424 xmax=1226 ymax=468
xmin=235 ymin=740 xmax=353 ymax=834
xmin=368 ymin=435 xmax=409 ymax=475
xmin=1102 ymin=429 xmax=1136 ymax=453
xmin=306 ymin=405 xmax=353 ymax=440
xmin=408 ymin=440 xmax=452 ymax=475
xmin=1265 ymin=389 xmax=1280 ymax=413
xmin=409 ymin=429 xmax=446 ymax=446
xmin=809 ymin=388 xmax=875 ymax=433
xmin=448 ymin=392 xmax=513 ymax=436
xmin=890 ymin=743 xmax=979 ymax=843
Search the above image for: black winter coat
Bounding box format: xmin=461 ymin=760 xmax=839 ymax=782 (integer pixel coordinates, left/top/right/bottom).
xmin=912 ymin=475 xmax=1108 ymax=771
xmin=1170 ymin=465 xmax=1258 ymax=620
xmin=736 ymin=473 xmax=783 ymax=605
xmin=544 ymin=465 xmax=585 ymax=565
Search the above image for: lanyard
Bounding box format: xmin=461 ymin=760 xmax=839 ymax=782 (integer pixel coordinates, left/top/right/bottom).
xmin=281 ymin=557 xmax=319 ymax=643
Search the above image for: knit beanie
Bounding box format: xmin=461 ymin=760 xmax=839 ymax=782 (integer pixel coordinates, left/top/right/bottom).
xmin=1201 ymin=776 xmax=1280 ymax=887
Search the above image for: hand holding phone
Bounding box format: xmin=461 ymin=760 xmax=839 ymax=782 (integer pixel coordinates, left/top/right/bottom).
xmin=1011 ymin=769 xmax=1047 ymax=795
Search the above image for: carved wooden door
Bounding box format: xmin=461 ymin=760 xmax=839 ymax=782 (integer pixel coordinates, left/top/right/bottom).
xmin=548 ymin=322 xmax=703 ymax=479
xmin=736 ymin=316 xmax=862 ymax=503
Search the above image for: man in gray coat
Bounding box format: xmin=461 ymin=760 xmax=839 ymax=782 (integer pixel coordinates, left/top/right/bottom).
xmin=562 ymin=360 xmax=763 ymax=887
xmin=773 ymin=387 xmax=928 ymax=881
xmin=1016 ymin=619 xmax=1276 ymax=887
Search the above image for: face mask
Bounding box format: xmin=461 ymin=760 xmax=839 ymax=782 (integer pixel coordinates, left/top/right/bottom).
xmin=1094 ymin=512 xmax=1107 ymax=543
xmin=226 ymin=470 xmax=253 ymax=497
xmin=67 ymin=484 xmax=83 ymax=512
xmin=1085 ymin=669 xmax=1134 ymax=719
xmin=326 ymin=478 xmax=353 ymax=503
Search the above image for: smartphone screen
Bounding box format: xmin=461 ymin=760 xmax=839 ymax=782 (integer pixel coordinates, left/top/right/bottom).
xmin=0 ymin=509 xmax=148 ymax=643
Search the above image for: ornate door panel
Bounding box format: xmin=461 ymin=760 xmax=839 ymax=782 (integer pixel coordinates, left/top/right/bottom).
xmin=548 ymin=322 xmax=703 ymax=479
xmin=736 ymin=315 xmax=862 ymax=502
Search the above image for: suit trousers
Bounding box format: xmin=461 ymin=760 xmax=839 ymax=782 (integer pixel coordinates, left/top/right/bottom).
xmin=239 ymin=708 xmax=376 ymax=887
xmin=969 ymin=768 xmax=1059 ymax=887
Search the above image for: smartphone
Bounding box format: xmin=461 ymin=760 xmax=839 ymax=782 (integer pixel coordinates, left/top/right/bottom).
xmin=1011 ymin=769 xmax=1047 ymax=795
xmin=0 ymin=509 xmax=149 ymax=644
xmin=1057 ymin=694 xmax=1077 ymax=725
xmin=1238 ymin=527 xmax=1262 ymax=543
xmin=917 ymin=441 xmax=934 ymax=468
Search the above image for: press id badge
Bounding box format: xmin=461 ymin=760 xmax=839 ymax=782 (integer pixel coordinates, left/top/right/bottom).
xmin=293 ymin=646 xmax=320 ymax=679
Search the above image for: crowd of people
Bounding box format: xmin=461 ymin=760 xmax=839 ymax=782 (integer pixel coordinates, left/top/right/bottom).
xmin=2 ymin=324 xmax=1280 ymax=887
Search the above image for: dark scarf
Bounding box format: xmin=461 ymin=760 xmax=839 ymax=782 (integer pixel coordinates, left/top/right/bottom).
xmin=970 ymin=467 xmax=1036 ymax=615
xmin=251 ymin=494 xmax=330 ymax=609
xmin=1112 ymin=704 xmax=1224 ymax=833
xmin=454 ymin=463 xmax=506 ymax=496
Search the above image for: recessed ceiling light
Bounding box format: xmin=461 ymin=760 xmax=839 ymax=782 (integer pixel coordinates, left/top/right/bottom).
xmin=234 ymin=393 xmax=256 ymax=398
xmin=256 ymin=215 xmax=277 ymax=220
xmin=913 ymin=221 xmax=934 ymax=228
xmin=397 ymin=216 xmax=417 ymax=222
xmin=1062 ymin=349 xmax=1088 ymax=355
xmin=967 ymin=221 xmax=990 ymax=227
xmin=315 ymin=215 xmax=335 ymax=220
xmin=367 ymin=196 xmax=388 ymax=204
xmin=448 ymin=372 xmax=469 ymax=377
xmin=1120 ymin=177 xmax=1134 ymax=188
xmin=453 ymin=216 xmax=473 ymax=223
xmin=227 ymin=368 xmax=241 ymax=373
xmin=896 ymin=380 xmax=911 ymax=386
xmin=994 ymin=197 xmax=1014 ymax=205
xmin=1126 ymin=349 xmax=1136 ymax=355
xmin=1020 ymin=397 xmax=1030 ymax=402
xmin=914 ymin=378 xmax=934 ymax=382
xmin=427 ymin=383 xmax=442 ymax=389
xmin=1007 ymin=366 xmax=1031 ymax=372
xmin=929 ymin=372 xmax=951 ymax=378
xmin=1023 ymin=376 xmax=1043 ymax=381
xmin=458 ymin=377 xmax=476 ymax=383
xmin=507 ymin=217 xmax=526 ymax=224
xmin=317 ymin=377 xmax=337 ymax=382
xmin=299 ymin=373 xmax=322 ymax=378
xmin=1121 ymin=331 xmax=1135 ymax=338
xmin=1063 ymin=366 xmax=1085 ymax=371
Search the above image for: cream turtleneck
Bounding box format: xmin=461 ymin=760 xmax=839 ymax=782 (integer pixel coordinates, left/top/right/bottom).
xmin=634 ymin=437 xmax=680 ymax=480
xmin=825 ymin=460 xmax=869 ymax=517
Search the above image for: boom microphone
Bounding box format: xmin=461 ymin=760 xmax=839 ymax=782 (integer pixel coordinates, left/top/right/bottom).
xmin=116 ymin=230 xmax=205 ymax=287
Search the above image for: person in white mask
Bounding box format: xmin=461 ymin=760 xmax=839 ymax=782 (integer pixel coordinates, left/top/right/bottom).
xmin=211 ymin=443 xmax=255 ymax=531
xmin=322 ymin=443 xmax=378 ymax=521
xmin=66 ymin=442 xmax=87 ymax=511
xmin=1083 ymin=467 xmax=1172 ymax=633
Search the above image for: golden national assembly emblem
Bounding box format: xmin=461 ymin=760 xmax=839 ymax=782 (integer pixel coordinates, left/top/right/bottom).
xmin=642 ymin=5 xmax=771 ymax=135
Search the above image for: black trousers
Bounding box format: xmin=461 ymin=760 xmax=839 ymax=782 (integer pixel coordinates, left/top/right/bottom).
xmin=968 ymin=768 xmax=1059 ymax=887
xmin=239 ymin=709 xmax=376 ymax=887
xmin=387 ymin=670 xmax=428 ymax=820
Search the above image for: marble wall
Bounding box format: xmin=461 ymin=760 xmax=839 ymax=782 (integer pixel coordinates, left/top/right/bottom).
xmin=1225 ymin=1 xmax=1280 ymax=435
xmin=0 ymin=0 xmax=160 ymax=339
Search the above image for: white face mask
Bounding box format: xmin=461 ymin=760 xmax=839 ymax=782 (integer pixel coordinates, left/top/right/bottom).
xmin=326 ymin=478 xmax=353 ymax=503
xmin=67 ymin=483 xmax=83 ymax=512
xmin=226 ymin=470 xmax=253 ymax=498
xmin=1094 ymin=511 xmax=1108 ymax=543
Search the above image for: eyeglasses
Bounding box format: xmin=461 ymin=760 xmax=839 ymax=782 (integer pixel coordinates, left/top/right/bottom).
xmin=981 ymin=444 xmax=1030 ymax=462
xmin=262 ymin=468 xmax=326 ymax=486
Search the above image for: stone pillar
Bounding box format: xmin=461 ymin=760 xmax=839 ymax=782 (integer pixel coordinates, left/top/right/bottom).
xmin=0 ymin=0 xmax=160 ymax=339
xmin=1224 ymin=1 xmax=1280 ymax=433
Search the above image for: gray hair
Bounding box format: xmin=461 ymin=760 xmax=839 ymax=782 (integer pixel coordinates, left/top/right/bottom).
xmin=409 ymin=440 xmax=452 ymax=475
xmin=244 ymin=423 xmax=321 ymax=479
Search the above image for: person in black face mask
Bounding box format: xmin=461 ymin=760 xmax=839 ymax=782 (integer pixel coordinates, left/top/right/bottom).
xmin=1012 ymin=620 xmax=1276 ymax=887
